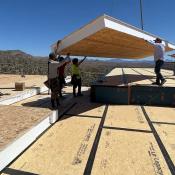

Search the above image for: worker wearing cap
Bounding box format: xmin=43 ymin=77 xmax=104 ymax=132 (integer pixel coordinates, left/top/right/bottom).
xmin=146 ymin=38 xmax=166 ymax=86
xmin=48 ymin=53 xmax=70 ymax=109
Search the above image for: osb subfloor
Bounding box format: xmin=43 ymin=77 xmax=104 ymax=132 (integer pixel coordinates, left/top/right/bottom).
xmin=0 ymin=74 xmax=47 ymax=101
xmin=91 ymin=130 xmax=171 ymax=175
xmin=1 ymin=89 xmax=175 ymax=175
xmin=95 ymin=68 xmax=175 ymax=87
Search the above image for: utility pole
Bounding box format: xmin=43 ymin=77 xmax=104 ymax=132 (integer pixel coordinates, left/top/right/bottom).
xmin=139 ymin=0 xmax=144 ymax=30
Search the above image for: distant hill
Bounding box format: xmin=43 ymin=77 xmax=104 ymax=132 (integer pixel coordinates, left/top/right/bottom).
xmin=0 ymin=50 xmax=48 ymax=62
xmin=0 ymin=50 xmax=31 ymax=57
xmin=0 ymin=50 xmax=173 ymax=81
xmin=0 ymin=50 xmax=48 ymax=74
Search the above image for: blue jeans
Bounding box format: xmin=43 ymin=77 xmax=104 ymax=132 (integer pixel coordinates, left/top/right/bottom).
xmin=155 ymin=60 xmax=164 ymax=84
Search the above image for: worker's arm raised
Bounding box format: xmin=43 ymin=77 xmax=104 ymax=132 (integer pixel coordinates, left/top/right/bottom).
xmin=55 ymin=40 xmax=61 ymax=54
xmin=78 ymin=56 xmax=87 ymax=65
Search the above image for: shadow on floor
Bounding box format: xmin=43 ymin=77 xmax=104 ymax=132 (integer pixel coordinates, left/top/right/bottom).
xmin=2 ymin=168 xmax=39 ymax=175
xmin=97 ymin=74 xmax=155 ymax=86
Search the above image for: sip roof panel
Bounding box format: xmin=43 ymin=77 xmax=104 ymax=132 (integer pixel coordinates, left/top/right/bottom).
xmin=52 ymin=15 xmax=175 ymax=59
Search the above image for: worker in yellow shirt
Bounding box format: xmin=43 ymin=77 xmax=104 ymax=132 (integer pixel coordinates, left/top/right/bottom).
xmin=71 ymin=58 xmax=83 ymax=97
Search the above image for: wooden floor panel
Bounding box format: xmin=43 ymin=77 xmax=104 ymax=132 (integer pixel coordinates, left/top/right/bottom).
xmin=104 ymin=105 xmax=151 ymax=131
xmin=145 ymin=106 xmax=175 ymax=123
xmin=91 ymin=129 xmax=171 ymax=175
xmin=2 ymin=117 xmax=101 ymax=175
xmin=154 ymin=124 xmax=175 ymax=165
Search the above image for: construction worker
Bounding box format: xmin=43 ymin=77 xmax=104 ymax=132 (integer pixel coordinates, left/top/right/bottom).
xmin=57 ymin=54 xmax=71 ymax=97
xmin=71 ymin=58 xmax=83 ymax=97
xmin=145 ymin=38 xmax=166 ymax=85
xmin=48 ymin=53 xmax=70 ymax=109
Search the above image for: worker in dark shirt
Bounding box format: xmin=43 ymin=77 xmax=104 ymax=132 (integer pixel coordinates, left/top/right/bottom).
xmin=58 ymin=54 xmax=71 ymax=97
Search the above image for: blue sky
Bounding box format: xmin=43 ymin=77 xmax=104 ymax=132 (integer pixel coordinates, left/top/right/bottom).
xmin=0 ymin=0 xmax=175 ymax=60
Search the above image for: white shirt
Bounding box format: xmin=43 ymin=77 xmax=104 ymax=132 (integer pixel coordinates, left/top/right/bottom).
xmin=147 ymin=41 xmax=165 ymax=62
xmin=48 ymin=56 xmax=70 ymax=79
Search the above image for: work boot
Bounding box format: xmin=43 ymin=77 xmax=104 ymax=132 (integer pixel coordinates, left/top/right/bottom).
xmin=77 ymin=93 xmax=83 ymax=96
xmin=152 ymin=82 xmax=160 ymax=85
xmin=73 ymin=93 xmax=77 ymax=97
xmin=160 ymin=79 xmax=166 ymax=86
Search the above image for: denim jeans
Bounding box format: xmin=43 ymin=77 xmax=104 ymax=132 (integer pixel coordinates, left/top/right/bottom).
xmin=155 ymin=60 xmax=164 ymax=84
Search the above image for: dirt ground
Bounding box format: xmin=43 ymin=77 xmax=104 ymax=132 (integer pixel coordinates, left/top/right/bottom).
xmin=0 ymin=74 xmax=47 ymax=101
xmin=0 ymin=105 xmax=52 ymax=151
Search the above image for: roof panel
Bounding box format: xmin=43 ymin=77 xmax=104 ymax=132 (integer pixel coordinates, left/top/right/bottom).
xmin=52 ymin=15 xmax=175 ymax=59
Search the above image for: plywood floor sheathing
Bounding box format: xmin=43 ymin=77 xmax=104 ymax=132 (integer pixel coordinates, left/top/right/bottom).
xmin=2 ymin=117 xmax=101 ymax=175
xmin=96 ymin=68 xmax=175 ymax=87
xmin=91 ymin=130 xmax=171 ymax=175
xmin=104 ymin=105 xmax=151 ymax=131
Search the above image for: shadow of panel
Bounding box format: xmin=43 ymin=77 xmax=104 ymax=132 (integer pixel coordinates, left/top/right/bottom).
xmin=125 ymin=74 xmax=154 ymax=84
xmin=2 ymin=168 xmax=39 ymax=175
xmin=21 ymin=97 xmax=50 ymax=108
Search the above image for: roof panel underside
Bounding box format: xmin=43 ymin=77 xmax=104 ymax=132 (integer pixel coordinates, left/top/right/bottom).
xmin=60 ymin=28 xmax=172 ymax=59
xmin=56 ymin=16 xmax=174 ymax=59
